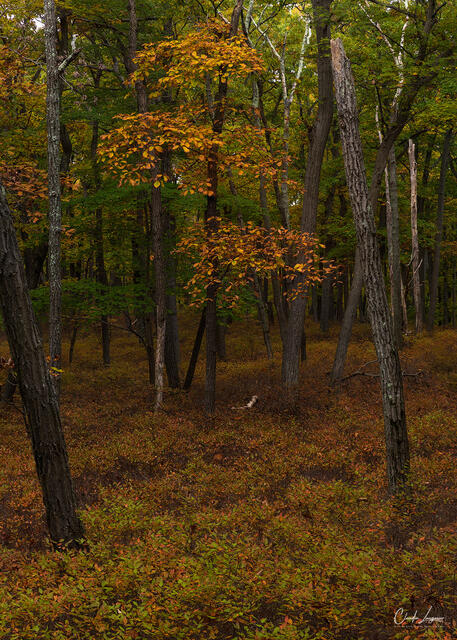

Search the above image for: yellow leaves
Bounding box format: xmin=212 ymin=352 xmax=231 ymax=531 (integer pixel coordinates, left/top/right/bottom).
xmin=153 ymin=180 xmax=161 ymax=188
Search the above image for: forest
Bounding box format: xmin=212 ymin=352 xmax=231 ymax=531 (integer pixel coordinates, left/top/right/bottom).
xmin=1 ymin=0 xmax=457 ymax=638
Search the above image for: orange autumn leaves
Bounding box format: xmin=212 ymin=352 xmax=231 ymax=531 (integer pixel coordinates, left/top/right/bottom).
xmin=99 ymin=18 xmax=275 ymax=193
xmin=176 ymin=219 xmax=336 ymax=307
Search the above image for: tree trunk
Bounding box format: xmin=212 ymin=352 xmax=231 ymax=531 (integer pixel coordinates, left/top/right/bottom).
xmin=281 ymin=0 xmax=333 ymax=388
xmin=331 ymin=38 xmax=409 ymax=495
xmin=427 ymin=128 xmax=453 ymax=332
xmin=408 ymin=139 xmax=422 ymax=334
xmin=44 ymin=0 xmax=62 ymax=397
xmin=151 ymin=179 xmax=166 ymax=411
xmin=216 ymin=321 xmax=227 ymax=361
xmin=385 ymin=148 xmax=403 ymax=348
xmin=90 ymin=117 xmax=111 ymax=366
xmin=1 ymin=371 xmax=17 ymax=403
xmin=330 ymin=247 xmax=362 ymax=383
xmin=183 ymin=309 xmax=206 ymax=391
xmin=331 ymin=0 xmax=439 ymax=377
xmin=0 ymin=181 xmax=84 ymax=547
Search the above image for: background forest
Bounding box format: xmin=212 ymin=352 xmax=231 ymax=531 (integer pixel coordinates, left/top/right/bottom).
xmin=1 ymin=0 xmax=457 ymax=638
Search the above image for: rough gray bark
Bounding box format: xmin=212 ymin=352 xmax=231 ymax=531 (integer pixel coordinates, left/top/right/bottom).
xmin=331 ymin=0 xmax=440 ymax=378
xmin=427 ymin=128 xmax=453 ymax=332
xmin=408 ymin=139 xmax=422 ymax=333
xmin=0 ymin=181 xmax=84 ymax=547
xmin=44 ymin=0 xmax=62 ymax=396
xmin=331 ymin=38 xmax=409 ymax=495
xmin=281 ymin=0 xmax=333 ymax=388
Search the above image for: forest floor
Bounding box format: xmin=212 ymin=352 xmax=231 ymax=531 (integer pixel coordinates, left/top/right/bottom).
xmin=0 ymin=316 xmax=457 ymax=640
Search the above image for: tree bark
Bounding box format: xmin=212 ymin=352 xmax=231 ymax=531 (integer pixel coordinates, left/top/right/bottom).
xmin=151 ymin=179 xmax=166 ymax=410
xmin=183 ymin=309 xmax=206 ymax=391
xmin=331 ymin=38 xmax=409 ymax=495
xmin=44 ymin=0 xmax=63 ymax=397
xmin=427 ymin=128 xmax=453 ymax=332
xmin=408 ymin=139 xmax=422 ymax=333
xmin=331 ymin=0 xmax=439 ymax=377
xmin=204 ymin=0 xmax=244 ymax=415
xmin=281 ymin=0 xmax=333 ymax=388
xmin=0 ymin=181 xmax=84 ymax=547
xmin=385 ymin=148 xmax=403 ymax=348
xmin=90 ymin=115 xmax=111 ymax=366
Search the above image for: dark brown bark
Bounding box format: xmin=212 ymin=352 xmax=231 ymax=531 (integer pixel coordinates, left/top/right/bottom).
xmin=1 ymin=371 xmax=17 ymax=403
xmin=0 ymin=181 xmax=84 ymax=546
xmin=281 ymin=0 xmax=333 ymax=388
xmin=204 ymin=0 xmax=244 ymax=415
xmin=331 ymin=38 xmax=409 ymax=495
xmin=427 ymin=128 xmax=453 ymax=332
xmin=183 ymin=309 xmax=206 ymax=391
xmin=90 ymin=114 xmax=111 ymax=366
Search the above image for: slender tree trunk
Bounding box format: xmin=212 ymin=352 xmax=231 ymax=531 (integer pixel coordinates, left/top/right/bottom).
xmin=90 ymin=116 xmax=111 ymax=365
xmin=281 ymin=0 xmax=333 ymax=388
xmin=163 ymin=209 xmax=181 ymax=388
xmin=151 ymin=179 xmax=166 ymax=410
xmin=183 ymin=309 xmax=206 ymax=391
xmin=331 ymin=38 xmax=409 ymax=494
xmin=427 ymin=128 xmax=453 ymax=332
xmin=385 ymin=148 xmax=403 ymax=348
xmin=0 ymin=181 xmax=84 ymax=547
xmin=330 ymin=247 xmax=363 ymax=383
xmin=203 ymin=0 xmax=244 ymax=415
xmin=44 ymin=0 xmax=62 ymax=397
xmin=408 ymin=139 xmax=422 ymax=333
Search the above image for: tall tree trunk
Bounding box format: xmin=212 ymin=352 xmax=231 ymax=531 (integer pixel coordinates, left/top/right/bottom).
xmin=427 ymin=128 xmax=453 ymax=332
xmin=281 ymin=0 xmax=333 ymax=388
xmin=331 ymin=38 xmax=409 ymax=495
xmin=408 ymin=139 xmax=422 ymax=333
xmin=0 ymin=181 xmax=84 ymax=547
xmin=204 ymin=0 xmax=244 ymax=415
xmin=163 ymin=208 xmax=181 ymax=389
xmin=385 ymin=148 xmax=403 ymax=348
xmin=90 ymin=115 xmax=111 ymax=366
xmin=331 ymin=0 xmax=439 ymax=378
xmin=44 ymin=0 xmax=62 ymax=397
xmin=151 ymin=180 xmax=166 ymax=410
xmin=330 ymin=247 xmax=362 ymax=383
xmin=183 ymin=309 xmax=206 ymax=391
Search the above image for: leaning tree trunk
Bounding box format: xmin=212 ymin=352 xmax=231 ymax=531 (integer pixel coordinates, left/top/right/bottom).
xmin=44 ymin=0 xmax=62 ymax=397
xmin=0 ymin=181 xmax=84 ymax=547
xmin=281 ymin=0 xmax=333 ymax=388
xmin=408 ymin=139 xmax=422 ymax=334
xmin=331 ymin=0 xmax=439 ymax=379
xmin=331 ymin=38 xmax=410 ymax=495
xmin=427 ymin=128 xmax=453 ymax=332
